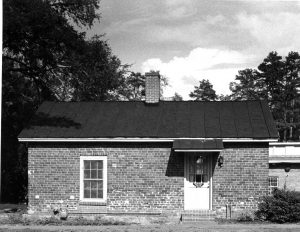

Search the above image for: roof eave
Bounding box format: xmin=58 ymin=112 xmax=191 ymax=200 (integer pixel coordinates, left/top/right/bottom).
xmin=18 ymin=137 xmax=278 ymax=142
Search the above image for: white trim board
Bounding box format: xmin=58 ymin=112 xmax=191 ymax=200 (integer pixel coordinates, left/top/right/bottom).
xmin=269 ymin=160 xmax=300 ymax=163
xmin=270 ymin=142 xmax=300 ymax=146
xmin=79 ymin=156 xmax=107 ymax=203
xmin=18 ymin=137 xmax=277 ymax=142
xmin=174 ymin=149 xmax=222 ymax=152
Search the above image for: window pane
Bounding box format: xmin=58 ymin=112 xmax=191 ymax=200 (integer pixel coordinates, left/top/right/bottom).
xmin=84 ymin=170 xmax=90 ymax=178
xmin=98 ymin=180 xmax=103 ymax=189
xmin=97 ymin=170 xmax=103 ymax=179
xmin=203 ymin=174 xmax=208 ymax=182
xmin=84 ymin=180 xmax=91 ymax=189
xmin=97 ymin=161 xmax=103 ymax=169
xmin=84 ymin=190 xmax=90 ymax=198
xmin=91 ymin=170 xmax=97 ymax=179
xmin=91 ymin=189 xmax=97 ymax=198
xmin=84 ymin=161 xmax=90 ymax=170
xmin=189 ymin=174 xmax=194 ymax=182
xmin=195 ymin=174 xmax=202 ymax=182
xmin=268 ymin=176 xmax=279 ymax=195
xmin=82 ymin=159 xmax=105 ymax=200
xmin=91 ymin=180 xmax=98 ymax=189
xmin=98 ymin=189 xmax=103 ymax=198
xmin=91 ymin=161 xmax=97 ymax=169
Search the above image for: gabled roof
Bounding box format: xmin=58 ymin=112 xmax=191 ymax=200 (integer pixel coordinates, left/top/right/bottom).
xmin=18 ymin=100 xmax=278 ymax=140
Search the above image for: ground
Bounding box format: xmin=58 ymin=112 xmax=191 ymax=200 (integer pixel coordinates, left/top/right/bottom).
xmin=1 ymin=205 xmax=300 ymax=231
xmin=1 ymin=223 xmax=300 ymax=232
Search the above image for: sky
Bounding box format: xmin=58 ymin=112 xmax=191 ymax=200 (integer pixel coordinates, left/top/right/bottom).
xmin=85 ymin=0 xmax=300 ymax=99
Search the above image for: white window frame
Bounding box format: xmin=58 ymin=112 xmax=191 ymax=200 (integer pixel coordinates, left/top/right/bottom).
xmin=80 ymin=156 xmax=107 ymax=203
xmin=268 ymin=176 xmax=279 ymax=195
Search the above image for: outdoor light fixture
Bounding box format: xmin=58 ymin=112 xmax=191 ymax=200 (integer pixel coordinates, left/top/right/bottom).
xmin=284 ymin=167 xmax=291 ymax=173
xmin=218 ymin=155 xmax=224 ymax=167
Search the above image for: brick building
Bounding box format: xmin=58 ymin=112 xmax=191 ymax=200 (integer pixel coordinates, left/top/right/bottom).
xmin=19 ymin=72 xmax=278 ymax=219
xmin=269 ymin=142 xmax=300 ymax=194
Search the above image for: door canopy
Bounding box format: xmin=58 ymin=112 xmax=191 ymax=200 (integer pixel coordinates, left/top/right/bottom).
xmin=173 ymin=139 xmax=223 ymax=152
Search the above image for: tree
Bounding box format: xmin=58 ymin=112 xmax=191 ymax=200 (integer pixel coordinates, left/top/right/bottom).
xmin=115 ymin=72 xmax=145 ymax=101
xmin=230 ymin=51 xmax=300 ymax=141
xmin=172 ymin=92 xmax=183 ymax=101
xmin=229 ymin=69 xmax=264 ymax=100
xmin=113 ymin=71 xmax=169 ymax=101
xmin=49 ymin=0 xmax=100 ymax=27
xmin=70 ymin=36 xmax=129 ymax=101
xmin=2 ymin=0 xmax=131 ymax=202
xmin=189 ymin=79 xmax=218 ymax=101
xmin=218 ymin=94 xmax=232 ymax=101
xmin=3 ymin=0 xmax=88 ymax=102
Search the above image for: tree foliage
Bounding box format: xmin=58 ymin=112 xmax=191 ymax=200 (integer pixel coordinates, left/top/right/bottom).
xmin=70 ymin=36 xmax=129 ymax=101
xmin=255 ymin=188 xmax=300 ymax=223
xmin=115 ymin=71 xmax=169 ymax=101
xmin=2 ymin=0 xmax=131 ymax=202
xmin=189 ymin=79 xmax=218 ymax=101
xmin=49 ymin=0 xmax=100 ymax=27
xmin=230 ymin=51 xmax=300 ymax=141
xmin=116 ymin=72 xmax=145 ymax=100
xmin=172 ymin=92 xmax=183 ymax=101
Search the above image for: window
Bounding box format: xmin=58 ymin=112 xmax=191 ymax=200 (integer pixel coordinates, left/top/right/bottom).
xmin=80 ymin=156 xmax=107 ymax=202
xmin=268 ymin=176 xmax=279 ymax=195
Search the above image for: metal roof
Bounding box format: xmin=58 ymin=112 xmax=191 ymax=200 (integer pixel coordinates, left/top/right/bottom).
xmin=173 ymin=139 xmax=224 ymax=150
xmin=18 ymin=100 xmax=278 ymax=139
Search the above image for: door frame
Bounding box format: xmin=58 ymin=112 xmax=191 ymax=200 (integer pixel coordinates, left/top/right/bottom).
xmin=184 ymin=152 xmax=213 ymax=210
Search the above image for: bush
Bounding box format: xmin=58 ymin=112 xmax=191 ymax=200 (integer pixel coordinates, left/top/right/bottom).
xmin=236 ymin=210 xmax=255 ymax=222
xmin=255 ymin=188 xmax=300 ymax=223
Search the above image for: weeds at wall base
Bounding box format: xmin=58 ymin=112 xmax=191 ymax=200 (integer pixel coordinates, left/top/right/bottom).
xmin=0 ymin=213 xmax=131 ymax=226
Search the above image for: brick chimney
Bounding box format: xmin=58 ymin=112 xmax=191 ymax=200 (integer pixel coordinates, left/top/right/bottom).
xmin=145 ymin=71 xmax=160 ymax=104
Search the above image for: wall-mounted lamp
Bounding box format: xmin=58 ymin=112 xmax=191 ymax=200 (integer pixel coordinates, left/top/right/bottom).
xmin=218 ymin=155 xmax=224 ymax=167
xmin=284 ymin=167 xmax=291 ymax=173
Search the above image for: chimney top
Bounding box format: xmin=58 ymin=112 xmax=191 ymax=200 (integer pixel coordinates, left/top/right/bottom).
xmin=145 ymin=71 xmax=160 ymax=104
xmin=145 ymin=71 xmax=160 ymax=77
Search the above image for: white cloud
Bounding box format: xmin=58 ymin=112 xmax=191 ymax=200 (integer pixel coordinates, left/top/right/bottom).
xmin=142 ymin=48 xmax=251 ymax=99
xmin=236 ymin=12 xmax=300 ymax=54
xmin=205 ymin=15 xmax=226 ymax=25
xmin=164 ymin=0 xmax=196 ymax=19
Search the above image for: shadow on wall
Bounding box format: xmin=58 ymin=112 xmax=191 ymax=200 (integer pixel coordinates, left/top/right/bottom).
xmin=165 ymin=151 xmax=220 ymax=177
xmin=269 ymin=163 xmax=300 ymax=170
xmin=165 ymin=150 xmax=184 ymax=177
xmin=27 ymin=112 xmax=81 ymax=129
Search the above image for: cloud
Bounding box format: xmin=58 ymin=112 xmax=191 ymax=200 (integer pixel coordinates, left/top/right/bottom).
xmin=205 ymin=15 xmax=227 ymax=25
xmin=142 ymin=48 xmax=251 ymax=99
xmin=236 ymin=11 xmax=300 ymax=54
xmin=164 ymin=0 xmax=197 ymax=19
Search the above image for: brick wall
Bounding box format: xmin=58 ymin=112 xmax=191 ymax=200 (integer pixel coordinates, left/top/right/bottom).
xmin=27 ymin=142 xmax=269 ymax=216
xmin=269 ymin=163 xmax=300 ymax=191
xmin=27 ymin=142 xmax=184 ymax=213
xmin=213 ymin=142 xmax=269 ymax=216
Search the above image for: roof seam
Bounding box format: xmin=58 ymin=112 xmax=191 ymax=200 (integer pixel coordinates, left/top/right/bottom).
xmin=246 ymin=101 xmax=254 ymax=138
xmin=231 ymin=102 xmax=239 ymax=138
xmin=217 ymin=103 xmax=222 ymax=138
xmin=259 ymin=100 xmax=272 ymax=138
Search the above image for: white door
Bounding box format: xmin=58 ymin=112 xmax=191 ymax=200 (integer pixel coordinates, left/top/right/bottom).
xmin=184 ymin=153 xmax=212 ymax=210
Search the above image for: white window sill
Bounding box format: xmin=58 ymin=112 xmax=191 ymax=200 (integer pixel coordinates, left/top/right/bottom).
xmin=79 ymin=201 xmax=107 ymax=206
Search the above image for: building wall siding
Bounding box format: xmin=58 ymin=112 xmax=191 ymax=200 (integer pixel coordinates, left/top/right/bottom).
xmin=27 ymin=142 xmax=269 ymax=216
xmin=212 ymin=143 xmax=269 ymax=216
xmin=269 ymin=163 xmax=300 ymax=191
xmin=27 ymin=143 xmax=184 ymax=213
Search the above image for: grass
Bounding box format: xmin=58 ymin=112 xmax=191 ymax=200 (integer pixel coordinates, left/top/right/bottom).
xmin=0 ymin=213 xmax=130 ymax=226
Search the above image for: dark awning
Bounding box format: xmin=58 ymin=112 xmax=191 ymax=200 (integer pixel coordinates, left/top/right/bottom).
xmin=173 ymin=139 xmax=223 ymax=152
